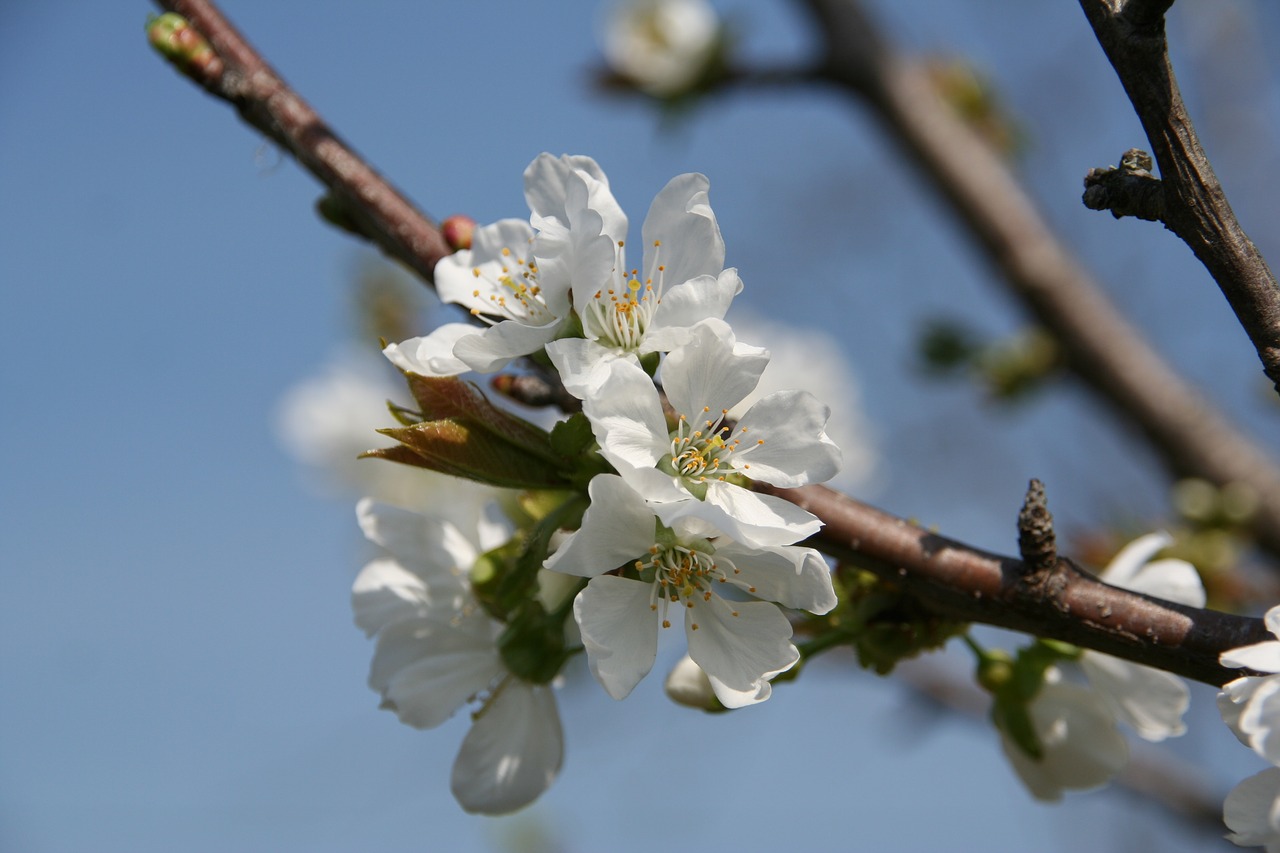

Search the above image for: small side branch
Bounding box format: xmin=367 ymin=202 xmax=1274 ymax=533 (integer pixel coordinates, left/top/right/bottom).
xmin=1083 ymin=148 xmax=1166 ymax=222
xmin=1078 ymin=0 xmax=1280 ymax=395
xmin=761 ymin=481 xmax=1270 ymax=686
xmin=149 ymin=1 xmax=450 ymax=284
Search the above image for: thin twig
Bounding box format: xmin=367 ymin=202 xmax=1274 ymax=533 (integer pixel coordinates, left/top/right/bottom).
xmin=1079 ymin=0 xmax=1280 ymax=395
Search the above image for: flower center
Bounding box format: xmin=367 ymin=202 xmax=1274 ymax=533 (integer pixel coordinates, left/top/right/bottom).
xmin=633 ymin=540 xmax=741 ymax=630
xmin=669 ymin=406 xmax=739 ymax=483
xmin=581 ymin=239 xmax=666 ymax=351
xmin=469 ymin=244 xmax=550 ymax=325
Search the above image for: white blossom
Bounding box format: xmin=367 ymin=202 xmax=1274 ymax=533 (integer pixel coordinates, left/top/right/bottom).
xmin=581 ymin=318 xmax=840 ymax=547
xmin=1078 ymin=531 xmax=1204 ymax=741
xmin=998 ymin=668 xmax=1129 ymax=802
xmin=353 ymin=499 xmax=563 ymax=814
xmin=602 ymin=0 xmax=719 ymax=97
xmin=544 ymin=474 xmax=835 ymax=707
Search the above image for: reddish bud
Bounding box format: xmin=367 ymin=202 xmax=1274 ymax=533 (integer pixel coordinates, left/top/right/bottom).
xmin=441 ymin=214 xmax=476 ymax=252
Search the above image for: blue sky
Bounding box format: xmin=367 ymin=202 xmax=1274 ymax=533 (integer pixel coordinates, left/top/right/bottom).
xmin=3 ymin=2 xmax=1279 ymax=851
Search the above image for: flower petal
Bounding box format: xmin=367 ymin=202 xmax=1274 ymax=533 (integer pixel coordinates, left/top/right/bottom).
xmin=643 ymin=269 xmax=742 ymax=353
xmin=640 ymin=171 xmax=724 ymax=287
xmin=685 ymin=595 xmax=797 ymax=696
xmin=451 ymin=679 xmax=564 ymax=815
xmin=1224 ymin=767 xmax=1280 ymax=850
xmin=356 ymin=499 xmax=476 ymax=577
xmin=574 ymin=575 xmax=659 ymax=700
xmin=544 ymin=475 xmax=660 ymax=578
xmin=731 ymin=390 xmax=841 ymax=487
xmin=352 ymin=558 xmax=432 ymax=637
xmin=382 ymin=324 xmax=474 ymax=377
xmin=1096 ymin=531 xmax=1171 ymax=588
xmin=368 ymin=617 xmax=504 ymax=730
xmin=451 ymin=317 xmax=564 ymax=374
xmin=544 ymin=337 xmax=623 ymax=400
xmin=1078 ymin=651 xmax=1188 ymax=741
xmin=661 ymin=319 xmax=767 ymax=417
xmin=584 ymin=359 xmax=669 ymax=470
xmin=1223 ymin=641 xmax=1280 ymax=674
xmin=672 ymin=481 xmax=821 ymax=547
xmin=714 ymin=542 xmax=838 ymax=615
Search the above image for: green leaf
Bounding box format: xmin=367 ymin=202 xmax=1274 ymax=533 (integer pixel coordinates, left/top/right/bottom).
xmin=379 ymin=420 xmax=570 ymax=490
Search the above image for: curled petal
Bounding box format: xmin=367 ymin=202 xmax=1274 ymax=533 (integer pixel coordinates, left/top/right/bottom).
xmin=643 ymin=269 xmax=743 ymax=354
xmin=383 ymin=324 xmax=474 ymax=377
xmin=1078 ymin=651 xmax=1188 ymax=741
xmin=640 ymin=171 xmax=724 ymax=287
xmin=451 ymin=679 xmax=563 ymax=815
xmin=661 ymin=319 xmax=767 ymax=417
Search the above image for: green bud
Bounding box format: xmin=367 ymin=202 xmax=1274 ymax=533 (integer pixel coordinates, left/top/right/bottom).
xmin=146 ymin=13 xmax=218 ymax=78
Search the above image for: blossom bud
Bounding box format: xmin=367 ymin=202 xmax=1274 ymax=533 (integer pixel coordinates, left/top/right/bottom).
xmin=146 ymin=13 xmax=221 ymax=80
xmin=441 ymin=215 xmax=476 ymax=252
xmin=664 ymin=655 xmax=728 ymax=713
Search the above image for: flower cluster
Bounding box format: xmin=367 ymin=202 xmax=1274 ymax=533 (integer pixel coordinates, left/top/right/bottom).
xmin=359 ymin=153 xmax=843 ymax=811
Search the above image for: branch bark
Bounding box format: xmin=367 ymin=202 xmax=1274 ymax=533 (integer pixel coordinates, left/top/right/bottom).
xmin=763 ymin=481 xmax=1268 ymax=687
xmin=1079 ymin=0 xmax=1280 ymax=396
xmin=152 ymin=0 xmax=450 ymax=284
xmin=794 ymin=0 xmax=1280 ymax=561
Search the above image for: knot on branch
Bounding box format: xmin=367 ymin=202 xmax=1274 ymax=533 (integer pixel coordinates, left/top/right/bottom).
xmin=1017 ymin=478 xmax=1058 ymax=578
xmin=1083 ymin=148 xmax=1165 ymax=222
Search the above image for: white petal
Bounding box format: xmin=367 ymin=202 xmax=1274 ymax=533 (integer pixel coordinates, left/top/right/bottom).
xmin=1078 ymin=651 xmax=1189 ymax=741
xmin=1119 ymin=558 xmax=1206 ymax=607
xmin=661 ymin=319 xmax=767 ymax=417
xmin=1000 ymin=678 xmax=1128 ymax=801
xmin=584 ymin=359 xmax=669 ymax=469
xmin=685 ymin=595 xmax=797 ymax=696
xmin=524 ymin=153 xmax=627 ymax=242
xmin=356 ymin=499 xmax=477 ymax=577
xmin=352 ymin=558 xmax=432 ymax=637
xmin=574 ymin=576 xmax=659 ymax=700
xmin=368 ymin=617 xmax=504 ymax=730
xmin=644 ymin=269 xmax=742 ymax=353
xmin=640 ymin=172 xmax=724 ymax=287
xmin=382 ymin=324 xmax=474 ymax=377
xmin=714 ymin=542 xmax=838 ymax=614
xmin=1267 ymin=605 xmax=1280 ymax=641
xmin=544 ymin=337 xmax=623 ymax=400
xmin=731 ymin=390 xmax=842 ymax=487
xmin=705 ymin=674 xmax=772 ymax=709
xmin=680 ymin=481 xmax=821 ymax=547
xmin=543 ymin=475 xmax=660 ymax=578
xmin=1238 ymin=676 xmax=1280 ymax=764
xmin=1096 ymin=531 xmax=1171 ymax=588
xmin=451 ymin=679 xmax=563 ymax=815
xmin=1223 ymin=641 xmax=1280 ymax=674
xmin=451 ymin=317 xmax=563 ymax=374
xmin=435 ymin=219 xmax=538 ymax=310
xmin=1224 ymin=767 xmax=1280 ymax=850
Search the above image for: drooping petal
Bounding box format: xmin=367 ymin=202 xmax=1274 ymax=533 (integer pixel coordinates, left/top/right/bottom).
xmin=714 ymin=542 xmax=838 ymax=615
xmin=573 ymin=575 xmax=659 ymax=700
xmin=1238 ymin=676 xmax=1280 ymax=764
xmin=999 ymin=677 xmax=1129 ymax=802
xmin=368 ymin=617 xmax=504 ymax=730
xmin=643 ymin=269 xmax=742 ymax=353
xmin=661 ymin=319 xmax=768 ymax=417
xmin=640 ymin=172 xmax=724 ymax=287
xmin=1078 ymin=651 xmax=1189 ymax=741
xmin=584 ymin=359 xmax=669 ymax=469
xmin=451 ymin=679 xmax=564 ymax=816
xmin=730 ymin=390 xmax=842 ymax=487
xmin=382 ymin=324 xmax=474 ymax=377
xmin=705 ymin=673 xmax=772 ymax=709
xmin=1224 ymin=767 xmax=1280 ymax=851
xmin=685 ymin=595 xmax=798 ymax=696
xmin=356 ymin=499 xmax=477 ymax=578
xmin=544 ymin=475 xmax=660 ymax=578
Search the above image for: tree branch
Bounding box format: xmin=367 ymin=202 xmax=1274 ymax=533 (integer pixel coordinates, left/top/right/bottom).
xmin=791 ymin=0 xmax=1280 ymax=561
xmin=762 ymin=481 xmax=1268 ymax=687
xmin=1079 ymin=0 xmax=1280 ymax=395
xmin=150 ymin=0 xmax=450 ymax=284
